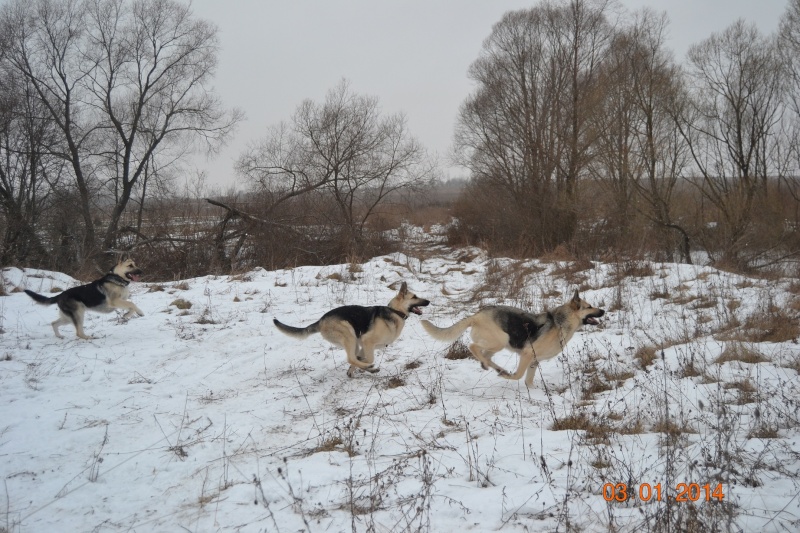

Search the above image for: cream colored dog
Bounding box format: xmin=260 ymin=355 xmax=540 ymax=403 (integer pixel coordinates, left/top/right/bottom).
xmin=421 ymin=290 xmax=604 ymax=386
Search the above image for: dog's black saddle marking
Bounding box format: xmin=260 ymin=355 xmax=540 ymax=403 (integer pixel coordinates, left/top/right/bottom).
xmin=495 ymin=308 xmax=546 ymax=350
xmin=60 ymin=273 xmax=126 ymax=308
xmin=324 ymin=305 xmax=400 ymax=338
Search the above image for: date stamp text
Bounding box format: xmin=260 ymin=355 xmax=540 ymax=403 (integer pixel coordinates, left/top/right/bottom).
xmin=602 ymin=483 xmax=725 ymax=503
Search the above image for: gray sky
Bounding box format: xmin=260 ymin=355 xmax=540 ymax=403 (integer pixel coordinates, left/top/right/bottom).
xmin=188 ymin=0 xmax=789 ymax=189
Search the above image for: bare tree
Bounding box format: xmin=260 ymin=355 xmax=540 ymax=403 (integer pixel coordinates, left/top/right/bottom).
xmin=590 ymin=9 xmax=693 ymax=262
xmin=453 ymin=0 xmax=613 ymax=253
xmin=0 ymin=35 xmax=65 ymax=265
xmin=1 ymin=0 xmax=242 ymax=265
xmin=778 ymin=0 xmax=800 ymax=206
xmin=679 ymin=20 xmax=785 ymax=266
xmin=236 ymin=80 xmax=433 ymax=256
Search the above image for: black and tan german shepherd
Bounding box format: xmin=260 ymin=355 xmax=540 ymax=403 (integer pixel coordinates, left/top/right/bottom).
xmin=273 ymin=282 xmax=430 ymax=377
xmin=25 ymin=259 xmax=144 ymax=339
xmin=421 ymin=290 xmax=604 ymax=387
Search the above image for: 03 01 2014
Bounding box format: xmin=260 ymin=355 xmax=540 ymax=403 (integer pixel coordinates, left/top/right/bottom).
xmin=602 ymin=482 xmax=725 ymax=502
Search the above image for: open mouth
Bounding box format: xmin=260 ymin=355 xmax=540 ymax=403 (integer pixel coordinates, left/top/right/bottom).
xmin=584 ymin=316 xmax=600 ymax=326
xmin=126 ymin=271 xmax=142 ymax=282
xmin=409 ymin=301 xmax=429 ymax=315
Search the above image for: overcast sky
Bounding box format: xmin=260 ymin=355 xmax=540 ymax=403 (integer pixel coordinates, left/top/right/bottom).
xmin=187 ymin=0 xmax=789 ymax=190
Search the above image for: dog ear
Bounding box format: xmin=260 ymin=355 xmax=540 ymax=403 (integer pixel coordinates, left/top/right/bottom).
xmin=399 ymin=281 xmax=408 ymax=296
xmin=570 ymin=289 xmax=580 ymax=310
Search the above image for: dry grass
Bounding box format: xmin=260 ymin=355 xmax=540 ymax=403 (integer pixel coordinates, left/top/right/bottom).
xmin=385 ymin=376 xmax=405 ymax=389
xmin=582 ymin=374 xmax=614 ymax=399
xmin=785 ymin=354 xmax=800 ymax=374
xmin=610 ymin=260 xmax=655 ymax=281
xmin=724 ymin=380 xmax=757 ymax=404
xmin=603 ymin=369 xmax=635 ymax=383
xmin=551 ymin=412 xmax=591 ymax=431
xmin=652 ymin=418 xmax=695 ymax=436
xmin=679 ymin=358 xmax=704 ymax=378
xmin=747 ymin=425 xmax=780 ymax=439
xmin=540 ymin=244 xmax=577 ymax=262
xmin=649 ymin=289 xmax=670 ymax=300
xmin=690 ymin=296 xmax=717 ymax=310
xmin=617 ymin=418 xmax=645 ymax=435
xmin=470 ymin=259 xmax=545 ymax=302
xmin=552 ymin=412 xmax=613 ymax=442
xmin=404 ymin=360 xmax=422 ymax=370
xmin=196 ymin=314 xmax=218 ymax=325
xmin=550 ymin=259 xmax=594 ymax=287
xmin=444 ymin=340 xmax=472 ymax=361
xmin=314 ymin=436 xmax=344 ymax=453
xmin=635 ymin=345 xmax=659 ymax=368
xmin=170 ymin=298 xmax=192 ymax=309
xmin=714 ymin=343 xmax=770 ymax=364
xmin=717 ymin=306 xmax=800 ymax=343
xmin=670 ymin=294 xmax=698 ymax=306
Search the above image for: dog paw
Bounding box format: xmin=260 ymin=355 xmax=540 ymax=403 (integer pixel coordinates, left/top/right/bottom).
xmin=496 ymin=369 xmax=511 ymax=377
xmin=479 ymin=362 xmax=488 ymax=370
xmin=347 ymin=368 xmax=356 ymax=378
xmin=366 ymin=366 xmax=380 ymax=374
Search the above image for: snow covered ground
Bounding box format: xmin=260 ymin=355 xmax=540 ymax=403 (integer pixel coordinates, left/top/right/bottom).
xmin=1 ymin=238 xmax=799 ymax=532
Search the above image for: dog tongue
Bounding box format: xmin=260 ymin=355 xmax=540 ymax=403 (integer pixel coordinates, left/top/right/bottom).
xmin=411 ymin=307 xmax=423 ymax=315
xmin=129 ymin=274 xmax=141 ymax=282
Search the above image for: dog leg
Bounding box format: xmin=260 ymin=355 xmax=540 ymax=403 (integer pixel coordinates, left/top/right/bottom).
xmin=469 ymin=344 xmax=508 ymax=374
xmin=71 ymin=308 xmax=92 ymax=340
xmin=498 ymin=348 xmax=534 ymax=382
xmin=117 ymin=300 xmax=144 ymax=319
xmin=524 ymin=360 xmax=540 ymax=387
xmin=359 ymin=341 xmax=380 ymax=374
xmin=343 ymin=337 xmax=375 ymax=377
xmin=51 ymin=312 xmax=70 ymax=339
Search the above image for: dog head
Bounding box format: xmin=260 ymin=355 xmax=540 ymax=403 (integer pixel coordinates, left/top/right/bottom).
xmin=391 ymin=281 xmax=430 ymax=316
xmin=569 ymin=289 xmax=605 ymax=326
xmin=112 ymin=259 xmax=143 ymax=282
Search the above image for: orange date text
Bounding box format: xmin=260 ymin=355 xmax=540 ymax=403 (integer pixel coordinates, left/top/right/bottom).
xmin=602 ymin=482 xmax=725 ymax=502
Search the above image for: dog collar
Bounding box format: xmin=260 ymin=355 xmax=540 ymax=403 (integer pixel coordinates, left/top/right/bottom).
xmin=389 ymin=308 xmax=408 ymax=320
xmin=105 ymin=273 xmax=130 ymax=287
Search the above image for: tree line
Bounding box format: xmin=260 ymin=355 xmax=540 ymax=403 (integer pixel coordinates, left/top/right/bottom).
xmin=451 ymin=0 xmax=800 ymax=272
xmin=2 ymin=0 xmax=800 ymax=280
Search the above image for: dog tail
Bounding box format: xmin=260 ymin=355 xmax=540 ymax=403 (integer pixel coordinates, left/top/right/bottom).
xmin=24 ymin=289 xmax=58 ymax=305
xmin=273 ymin=318 xmax=321 ymax=339
xmin=420 ymin=315 xmax=474 ymax=342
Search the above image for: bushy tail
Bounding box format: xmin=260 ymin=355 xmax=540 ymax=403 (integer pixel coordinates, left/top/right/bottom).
xmin=24 ymin=289 xmax=57 ymax=305
xmin=273 ymin=318 xmax=321 ymax=339
xmin=420 ymin=315 xmax=474 ymax=342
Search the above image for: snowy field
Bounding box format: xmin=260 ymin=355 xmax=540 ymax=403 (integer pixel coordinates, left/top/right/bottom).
xmin=1 ymin=237 xmax=800 ymax=532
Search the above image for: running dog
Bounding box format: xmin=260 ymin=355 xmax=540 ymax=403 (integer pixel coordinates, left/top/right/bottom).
xmin=273 ymin=282 xmax=430 ymax=377
xmin=25 ymin=259 xmax=144 ymax=339
xmin=421 ymin=290 xmax=604 ymax=387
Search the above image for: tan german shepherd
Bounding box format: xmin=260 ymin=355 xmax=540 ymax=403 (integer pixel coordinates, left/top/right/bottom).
xmin=25 ymin=259 xmax=144 ymax=339
xmin=421 ymin=290 xmax=604 ymax=387
xmin=273 ymin=282 xmax=430 ymax=377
